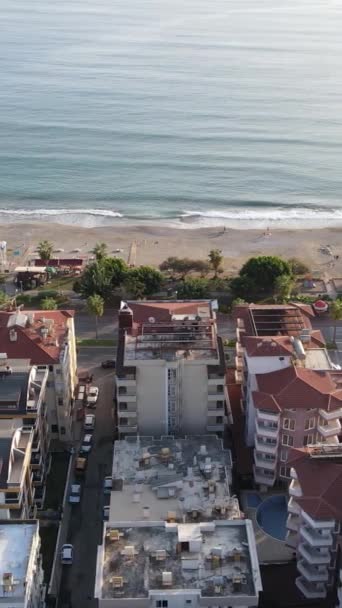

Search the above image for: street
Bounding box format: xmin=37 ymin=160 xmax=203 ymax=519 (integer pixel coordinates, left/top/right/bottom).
xmin=57 ymin=351 xmax=116 ymax=608
xmin=74 ymin=312 xmax=118 ymax=341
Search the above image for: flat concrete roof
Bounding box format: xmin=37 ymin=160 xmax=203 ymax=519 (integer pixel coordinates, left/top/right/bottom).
xmin=0 ymin=521 xmax=38 ymax=600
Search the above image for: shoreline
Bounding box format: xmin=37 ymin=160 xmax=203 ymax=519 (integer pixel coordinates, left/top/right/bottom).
xmin=2 ymin=221 xmax=342 ymax=275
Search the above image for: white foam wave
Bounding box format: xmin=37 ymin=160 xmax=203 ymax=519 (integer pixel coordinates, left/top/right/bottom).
xmin=0 ymin=208 xmax=123 ymax=228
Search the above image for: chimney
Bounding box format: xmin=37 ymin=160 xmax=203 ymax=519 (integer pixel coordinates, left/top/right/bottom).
xmin=119 ymin=306 xmax=133 ymax=330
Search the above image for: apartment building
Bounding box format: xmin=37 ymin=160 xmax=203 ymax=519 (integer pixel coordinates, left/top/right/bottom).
xmin=95 ymin=520 xmax=262 ymax=607
xmin=108 ymin=435 xmax=240 ymax=522
xmin=0 ymin=520 xmax=45 ymax=607
xmin=0 ymin=309 xmax=77 ymax=442
xmin=233 ymin=303 xmax=342 ymax=488
xmin=286 ymin=444 xmax=342 ymax=601
xmin=116 ymin=300 xmax=230 ymax=437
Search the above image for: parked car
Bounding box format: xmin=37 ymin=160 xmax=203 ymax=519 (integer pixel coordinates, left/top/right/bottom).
xmin=84 ymin=414 xmax=95 ymax=431
xmin=103 ymin=505 xmax=110 ymax=521
xmin=87 ymin=386 xmax=99 ymax=407
xmin=103 ymin=476 xmax=113 ymax=495
xmin=75 ymin=457 xmax=87 ymax=477
xmin=80 ymin=434 xmax=92 ymax=455
xmin=68 ymin=484 xmax=81 ymax=504
xmin=101 ymin=359 xmax=116 ymax=369
xmin=61 ymin=544 xmax=73 ymax=565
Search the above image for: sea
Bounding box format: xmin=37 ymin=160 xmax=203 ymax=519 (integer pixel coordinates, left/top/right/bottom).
xmin=1 ymin=0 xmax=342 ymax=230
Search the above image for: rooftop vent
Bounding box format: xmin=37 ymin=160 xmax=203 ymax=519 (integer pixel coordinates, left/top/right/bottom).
xmin=122 ymin=545 xmax=136 ymax=557
xmin=200 ymin=444 xmax=207 ymax=456
xmin=155 ymin=549 xmax=167 ymax=561
xmin=112 ymin=576 xmax=123 ymax=589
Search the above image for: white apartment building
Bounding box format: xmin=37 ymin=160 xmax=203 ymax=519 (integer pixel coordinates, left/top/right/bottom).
xmin=0 ymin=310 xmax=78 ymax=442
xmin=233 ymin=303 xmax=342 ymax=489
xmin=95 ymin=520 xmax=262 ymax=607
xmin=0 ymin=520 xmax=45 ymax=607
xmin=286 ymin=444 xmax=342 ymax=601
xmin=116 ymin=301 xmax=230 ymax=437
xmin=108 ymin=435 xmax=240 ymax=523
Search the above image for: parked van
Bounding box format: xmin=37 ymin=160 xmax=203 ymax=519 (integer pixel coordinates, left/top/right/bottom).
xmin=84 ymin=414 xmax=95 ymax=431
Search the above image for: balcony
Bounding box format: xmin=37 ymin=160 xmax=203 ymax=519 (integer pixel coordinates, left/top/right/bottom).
xmin=285 ymin=530 xmax=298 ymax=549
xmin=206 ymin=422 xmax=225 ymax=432
xmin=256 ymin=409 xmax=280 ymax=424
xmin=296 ymin=576 xmax=327 ymax=599
xmin=255 ymin=436 xmax=278 ymax=454
xmin=298 ymin=543 xmax=331 ymax=565
xmin=117 ymin=408 xmax=137 ymax=418
xmin=317 ymin=420 xmax=341 ymax=438
xmin=255 ymin=419 xmax=279 ymax=439
xmin=301 ymin=509 xmax=335 ymax=530
xmin=208 ymin=392 xmax=225 ymax=401
xmin=118 ymin=422 xmax=138 ymax=434
xmin=117 ymin=393 xmax=136 ymax=403
xmin=208 ymin=406 xmax=225 ymax=417
xmin=116 ymin=376 xmax=136 ymax=387
xmin=288 ymin=497 xmax=301 ymax=515
xmin=300 ymin=526 xmax=333 ymax=547
xmin=208 ymin=376 xmax=225 ymax=385
xmin=289 ymin=479 xmax=302 ymax=498
xmin=254 ymin=451 xmax=277 ymax=470
xmin=319 ymin=407 xmax=342 ymax=421
xmin=297 ymin=560 xmax=329 ymax=583
xmin=253 ymin=465 xmax=276 ymax=487
xmin=235 ymin=356 xmax=243 ymax=372
xmin=287 ymin=513 xmax=300 ymax=532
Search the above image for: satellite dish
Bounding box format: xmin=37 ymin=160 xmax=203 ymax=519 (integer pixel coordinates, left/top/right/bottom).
xmin=148 ymin=317 xmax=156 ymax=323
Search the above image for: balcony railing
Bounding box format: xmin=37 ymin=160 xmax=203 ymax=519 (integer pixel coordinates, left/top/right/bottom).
xmin=286 ymin=514 xmax=300 ymax=532
xmin=288 ymin=497 xmax=301 ymax=515
xmin=254 ymin=451 xmax=277 ymax=470
xmin=118 ymin=422 xmax=138 ymax=434
xmin=116 ymin=376 xmax=136 ymax=386
xmin=289 ymin=479 xmax=302 ymax=498
xmin=117 ymin=409 xmax=137 ymax=418
xmin=319 ymin=407 xmax=342 ymax=421
xmin=298 ymin=543 xmax=331 ymax=565
xmin=296 ymin=576 xmax=327 ymax=599
xmin=206 ymin=422 xmax=225 ymax=432
xmin=297 ymin=560 xmax=329 ymax=583
xmin=253 ymin=465 xmax=276 ymax=486
xmin=300 ymin=526 xmax=333 ymax=547
xmin=317 ymin=420 xmax=341 ymax=438
xmin=117 ymin=394 xmax=136 ymax=402
xmin=301 ymin=509 xmax=335 ymax=530
xmin=255 ymin=436 xmax=278 ymax=454
xmin=256 ymin=409 xmax=280 ymax=424
xmin=255 ymin=419 xmax=279 ymax=439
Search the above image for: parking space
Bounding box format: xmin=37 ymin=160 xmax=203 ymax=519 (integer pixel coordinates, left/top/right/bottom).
xmin=57 ymin=364 xmax=116 ymax=608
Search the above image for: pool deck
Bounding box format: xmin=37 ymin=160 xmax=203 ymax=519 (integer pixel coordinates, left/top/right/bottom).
xmin=241 ymin=491 xmax=293 ymax=564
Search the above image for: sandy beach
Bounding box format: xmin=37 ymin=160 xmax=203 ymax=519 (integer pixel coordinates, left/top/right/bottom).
xmin=3 ymin=222 xmax=342 ymax=277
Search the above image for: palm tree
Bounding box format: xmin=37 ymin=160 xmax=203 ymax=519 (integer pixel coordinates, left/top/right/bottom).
xmin=208 ymin=249 xmax=223 ymax=278
xmin=37 ymin=240 xmax=53 ymax=263
xmin=92 ymin=242 xmax=108 ymax=262
xmin=87 ymin=294 xmax=104 ymax=339
xmin=331 ymin=299 xmax=342 ymax=345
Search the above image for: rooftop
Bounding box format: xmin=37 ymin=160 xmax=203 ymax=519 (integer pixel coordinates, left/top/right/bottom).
xmin=253 ymin=366 xmax=342 ymax=413
xmin=0 ymin=310 xmax=74 ymax=365
xmin=0 ymin=521 xmax=38 ymax=600
xmin=0 ymin=366 xmax=47 ymax=416
xmin=0 ymin=426 xmax=32 ymax=488
xmin=120 ymin=300 xmax=220 ymax=362
xmin=288 ymin=445 xmax=342 ymax=520
xmin=234 ymin=303 xmax=313 ymax=337
xmin=110 ymin=436 xmax=239 ymax=522
xmin=96 ymin=520 xmax=262 ymax=601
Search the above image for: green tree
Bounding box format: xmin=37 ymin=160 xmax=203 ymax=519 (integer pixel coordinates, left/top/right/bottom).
xmin=102 ymin=256 xmax=128 ymax=287
xmin=208 ymin=249 xmax=223 ymax=278
xmin=177 ymin=278 xmax=209 ymax=299
xmin=41 ymin=297 xmax=58 ymax=310
xmin=274 ymin=274 xmax=294 ymax=302
xmin=126 ymin=266 xmax=163 ymax=296
xmin=288 ymin=257 xmax=310 ymax=276
xmin=331 ymin=299 xmax=342 ymax=345
xmin=37 ymin=240 xmax=54 ymax=263
xmin=87 ymin=294 xmax=104 ymax=339
xmin=124 ymin=275 xmax=146 ymax=299
xmin=0 ymin=291 xmax=9 ymax=308
xmin=160 ymin=257 xmax=201 ymax=279
xmin=92 ymin=242 xmax=108 ymax=262
xmin=76 ymin=261 xmax=113 ymax=299
xmin=238 ymin=255 xmax=292 ymax=293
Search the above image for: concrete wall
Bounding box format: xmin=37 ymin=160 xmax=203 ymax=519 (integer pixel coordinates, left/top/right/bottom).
xmin=245 ymin=354 xmax=291 ymax=374
xmin=181 ymin=362 xmax=208 ymax=434
xmin=136 ymin=362 xmax=167 ymax=435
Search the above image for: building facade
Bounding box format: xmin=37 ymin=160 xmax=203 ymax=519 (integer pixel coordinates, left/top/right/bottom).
xmin=285 ymin=445 xmax=342 ymax=601
xmin=116 ymin=301 xmax=230 ymax=437
xmin=0 ymin=310 xmax=78 ymax=442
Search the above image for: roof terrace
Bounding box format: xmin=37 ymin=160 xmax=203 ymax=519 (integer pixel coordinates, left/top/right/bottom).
xmin=0 ymin=521 xmax=38 ymax=601
xmin=96 ymin=520 xmax=261 ymax=602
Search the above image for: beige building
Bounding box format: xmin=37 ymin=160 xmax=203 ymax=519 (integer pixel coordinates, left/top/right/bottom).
xmin=108 ymin=435 xmax=239 ymax=523
xmin=116 ymin=301 xmax=230 ymax=437
xmin=95 ymin=520 xmax=262 ymax=608
xmin=0 ymin=310 xmax=78 ymax=442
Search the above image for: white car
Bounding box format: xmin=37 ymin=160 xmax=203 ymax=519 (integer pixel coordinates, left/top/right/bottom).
xmin=54 ymin=248 xmax=65 ymax=253
xmin=84 ymin=413 xmax=95 ymax=431
xmin=61 ymin=544 xmax=73 ymax=565
xmin=103 ymin=476 xmax=113 ymax=495
xmin=68 ymin=484 xmax=81 ymax=504
xmin=87 ymin=386 xmax=99 ymax=407
xmin=80 ymin=434 xmax=92 ymax=454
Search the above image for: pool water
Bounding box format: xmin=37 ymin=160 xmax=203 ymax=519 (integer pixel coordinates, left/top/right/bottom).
xmin=246 ymin=493 xmax=263 ymax=509
xmin=256 ymin=495 xmax=288 ymax=541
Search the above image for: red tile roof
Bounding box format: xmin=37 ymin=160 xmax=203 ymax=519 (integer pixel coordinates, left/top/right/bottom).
xmin=127 ymin=301 xmax=211 ymax=324
xmin=253 ymin=366 xmax=342 ymax=413
xmin=0 ymin=310 xmax=74 ymax=364
xmin=288 ymin=446 xmax=342 ymax=520
xmin=233 ymin=302 xmax=314 ymax=337
xmin=242 ymin=331 xmax=325 ymax=357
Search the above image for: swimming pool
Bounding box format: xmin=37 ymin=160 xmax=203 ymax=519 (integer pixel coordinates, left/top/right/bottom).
xmin=256 ymin=495 xmax=288 ymax=541
xmin=246 ymin=492 xmax=263 ymax=509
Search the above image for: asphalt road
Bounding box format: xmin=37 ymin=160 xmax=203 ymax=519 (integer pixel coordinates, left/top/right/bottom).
xmin=75 ymin=312 xmax=118 ymax=341
xmin=57 ymin=363 xmax=115 ymax=608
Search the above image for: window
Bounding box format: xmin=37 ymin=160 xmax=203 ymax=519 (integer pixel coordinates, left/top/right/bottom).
xmin=280 ymin=450 xmax=288 ymax=462
xmin=51 ymin=424 xmax=58 ymax=433
xmin=60 ymin=426 xmax=66 ymax=435
xmin=58 ymin=397 xmax=63 ymax=406
xmin=217 ymin=385 xmax=224 ymax=393
xmin=49 ymin=365 xmax=53 ymax=372
xmin=282 ymin=434 xmax=293 ymax=447
xmin=280 ymin=466 xmax=291 ymax=478
xmin=305 ymin=417 xmax=315 ymax=431
xmin=156 ymin=602 xmax=168 ymax=608
xmin=304 ymin=434 xmax=314 ymax=446
xmin=119 ymin=402 xmax=127 ymax=410
xmin=186 ymin=602 xmax=192 ymax=605
xmin=120 ymin=418 xmax=128 ymax=425
xmin=216 ymin=401 xmax=224 ymax=408
xmin=283 ymin=418 xmax=295 ymax=431
xmin=216 ymin=416 xmax=223 ymax=424
xmin=47 ymin=380 xmax=53 ymax=388
xmin=118 ymin=387 xmax=127 ymax=395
